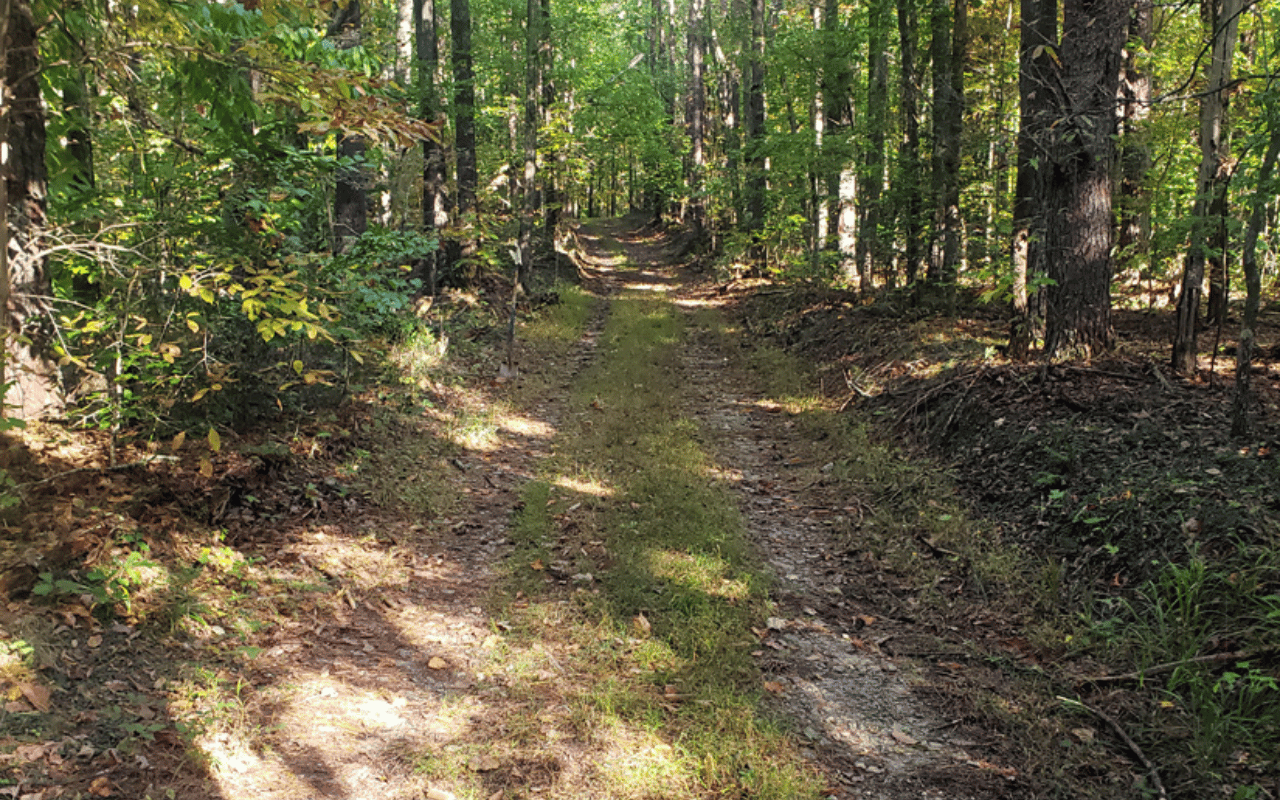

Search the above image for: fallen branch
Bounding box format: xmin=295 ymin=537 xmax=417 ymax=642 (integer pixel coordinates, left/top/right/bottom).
xmin=1059 ymin=696 xmax=1167 ymax=800
xmin=16 ymin=455 xmax=179 ymax=489
xmin=1080 ymin=647 xmax=1280 ymax=685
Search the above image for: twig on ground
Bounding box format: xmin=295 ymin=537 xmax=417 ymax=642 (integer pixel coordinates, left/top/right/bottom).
xmin=16 ymin=455 xmax=179 ymax=489
xmin=1059 ymin=696 xmax=1168 ymax=800
xmin=1080 ymin=647 xmax=1280 ymax=685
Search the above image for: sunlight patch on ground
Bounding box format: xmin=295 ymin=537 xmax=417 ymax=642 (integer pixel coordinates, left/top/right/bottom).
xmin=552 ymin=474 xmax=614 ymax=497
xmin=673 ymin=297 xmax=718 ymax=308
xmin=293 ymin=527 xmax=411 ymax=590
xmin=585 ymin=715 xmax=694 ymax=798
xmin=623 ymin=282 xmax=673 ymax=293
xmin=644 ymin=549 xmax=751 ymax=601
xmin=498 ymin=413 xmax=556 ymax=440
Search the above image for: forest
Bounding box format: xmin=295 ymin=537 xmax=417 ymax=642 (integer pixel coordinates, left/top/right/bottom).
xmin=1 ymin=0 xmax=1280 ymax=798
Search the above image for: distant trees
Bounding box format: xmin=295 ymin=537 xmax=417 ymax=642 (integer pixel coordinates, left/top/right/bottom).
xmin=4 ymin=0 xmax=1280 ymax=429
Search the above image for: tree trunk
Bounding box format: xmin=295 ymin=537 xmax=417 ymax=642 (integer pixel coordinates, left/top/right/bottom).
xmin=1116 ymin=0 xmax=1153 ymax=289
xmin=855 ymin=0 xmax=890 ymax=293
xmin=1231 ymin=129 xmax=1280 ymax=437
xmin=330 ymin=0 xmax=368 ymax=253
xmin=4 ymin=0 xmax=60 ymax=418
xmin=517 ymin=0 xmax=543 ymax=289
xmin=1172 ymin=0 xmax=1242 ymax=373
xmin=896 ymin=0 xmax=923 ymax=287
xmin=1041 ymin=0 xmax=1126 ymax=358
xmin=686 ymin=0 xmax=707 ymax=240
xmin=416 ymin=0 xmax=447 ymax=294
xmin=451 ymin=0 xmax=478 ymax=268
xmin=927 ymin=0 xmax=964 ymax=300
xmin=1008 ymin=0 xmax=1055 ymax=359
xmin=822 ymin=0 xmax=853 ymax=276
xmin=744 ymin=0 xmax=767 ymax=261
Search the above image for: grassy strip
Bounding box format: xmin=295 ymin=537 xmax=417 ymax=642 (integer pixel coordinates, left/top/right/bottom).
xmin=499 ymin=290 xmax=823 ymax=799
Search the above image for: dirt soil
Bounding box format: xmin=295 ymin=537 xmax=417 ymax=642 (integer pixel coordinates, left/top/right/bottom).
xmin=3 ymin=216 xmax=1277 ymax=800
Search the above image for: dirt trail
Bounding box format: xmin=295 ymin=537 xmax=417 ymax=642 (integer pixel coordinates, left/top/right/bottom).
xmin=2 ymin=216 xmax=1006 ymax=800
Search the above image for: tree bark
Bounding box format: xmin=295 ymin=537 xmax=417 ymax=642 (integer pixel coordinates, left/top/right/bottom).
xmin=416 ymin=0 xmax=447 ymax=294
xmin=1008 ymin=0 xmax=1055 ymax=359
xmin=517 ymin=0 xmax=543 ymax=289
xmin=822 ymin=0 xmax=853 ymax=276
xmin=330 ymin=0 xmax=368 ymax=253
xmin=451 ymin=0 xmax=478 ymax=268
xmin=1172 ymin=0 xmax=1242 ymax=373
xmin=685 ymin=0 xmax=708 ymax=240
xmin=1040 ymin=0 xmax=1126 ymax=358
xmin=744 ymin=0 xmax=767 ymax=261
xmin=4 ymin=0 xmax=60 ymax=418
xmin=1116 ymin=0 xmax=1153 ymax=290
xmin=855 ymin=0 xmax=890 ymax=293
xmin=927 ymin=0 xmax=964 ymax=300
xmin=896 ymin=0 xmax=923 ymax=287
xmin=1231 ymin=129 xmax=1280 ymax=437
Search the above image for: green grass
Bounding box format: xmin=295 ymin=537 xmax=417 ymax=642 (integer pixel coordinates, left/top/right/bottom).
xmin=498 ymin=289 xmax=824 ymax=799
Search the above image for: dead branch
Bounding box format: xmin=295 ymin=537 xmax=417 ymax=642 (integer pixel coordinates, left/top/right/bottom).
xmin=1060 ymin=696 xmax=1168 ymax=800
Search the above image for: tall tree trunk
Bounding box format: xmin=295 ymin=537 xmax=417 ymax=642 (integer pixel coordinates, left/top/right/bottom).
xmin=451 ymin=0 xmax=478 ymax=267
xmin=744 ymin=0 xmax=767 ymax=261
xmin=927 ymin=0 xmax=964 ymax=299
xmin=540 ymin=0 xmax=558 ymax=239
xmin=1231 ymin=128 xmax=1280 ymax=437
xmin=897 ymin=0 xmax=923 ymax=287
xmin=1172 ymin=0 xmax=1242 ymax=373
xmin=4 ymin=0 xmax=60 ymax=417
xmin=686 ymin=0 xmax=708 ymax=240
xmin=712 ymin=0 xmax=742 ymax=227
xmin=855 ymin=0 xmax=890 ymax=293
xmin=1008 ymin=0 xmax=1055 ymax=359
xmin=1116 ymin=0 xmax=1153 ymax=292
xmin=517 ymin=0 xmax=543 ymax=289
xmin=416 ymin=0 xmax=447 ymax=294
xmin=822 ymin=0 xmax=854 ymax=277
xmin=330 ymin=0 xmax=368 ymax=253
xmin=1041 ymin=0 xmax=1126 ymax=358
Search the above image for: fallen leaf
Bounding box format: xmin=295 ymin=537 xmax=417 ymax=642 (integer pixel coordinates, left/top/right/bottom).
xmin=425 ymin=789 xmax=458 ymax=800
xmin=468 ymin=753 xmax=501 ymax=772
xmin=427 ymin=657 xmax=448 ymax=670
xmin=857 ymin=614 xmax=876 ymax=627
xmin=14 ymin=743 xmax=49 ymax=762
xmin=937 ymin=661 xmax=964 ymax=671
xmin=88 ymin=775 xmax=113 ymax=796
xmin=19 ymin=682 xmax=51 ymax=712
xmin=87 ymin=634 xmax=103 ymax=648
xmin=530 ymin=559 xmax=545 ymax=571
xmin=632 ymin=613 xmax=651 ymax=635
xmin=763 ymin=681 xmax=785 ymax=695
xmin=890 ymin=728 xmax=918 ymax=746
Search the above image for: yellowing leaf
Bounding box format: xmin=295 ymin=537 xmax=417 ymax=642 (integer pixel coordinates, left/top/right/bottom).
xmin=293 ymin=360 xmax=304 ymax=374
xmin=199 ymin=458 xmax=214 ymax=479
xmin=190 ymin=388 xmax=209 ymax=403
xmin=199 ymin=287 xmax=215 ymax=304
xmin=179 ymin=275 xmax=193 ymax=291
xmin=172 ymin=431 xmax=186 ymax=451
xmin=187 ymin=318 xmax=200 ymax=333
xmin=208 ymin=428 xmax=222 ymax=453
